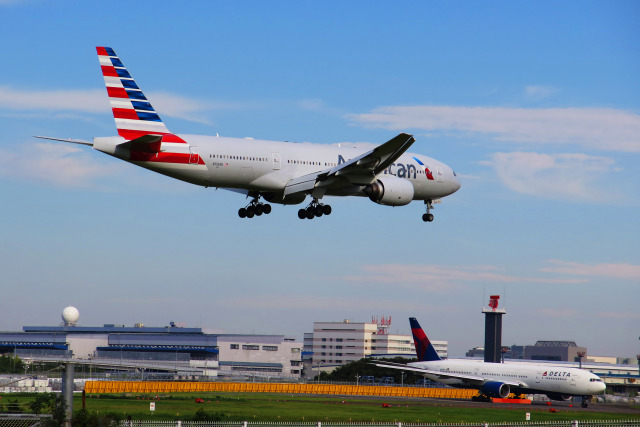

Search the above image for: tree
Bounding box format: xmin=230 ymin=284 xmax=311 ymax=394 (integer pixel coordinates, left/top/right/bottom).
xmin=0 ymin=354 xmax=26 ymax=374
xmin=317 ymin=357 xmax=424 ymax=384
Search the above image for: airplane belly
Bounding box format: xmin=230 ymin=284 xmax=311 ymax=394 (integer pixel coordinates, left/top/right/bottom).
xmin=132 ymin=161 xmax=209 ymax=186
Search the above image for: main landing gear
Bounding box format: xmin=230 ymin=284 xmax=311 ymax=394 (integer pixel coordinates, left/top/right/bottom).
xmin=422 ymin=199 xmax=434 ymax=222
xmin=238 ymin=196 xmax=272 ymax=219
xmin=298 ymin=199 xmax=332 ymax=220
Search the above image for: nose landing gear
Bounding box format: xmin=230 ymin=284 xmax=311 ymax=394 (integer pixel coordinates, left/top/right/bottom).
xmin=238 ymin=195 xmax=272 ymax=219
xmin=422 ymin=199 xmax=434 ymax=222
xmin=298 ymin=199 xmax=331 ymax=220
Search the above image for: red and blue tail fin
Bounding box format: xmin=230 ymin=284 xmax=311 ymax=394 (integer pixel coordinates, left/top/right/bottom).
xmin=410 ymin=317 xmax=441 ymax=362
xmin=96 ymin=47 xmax=183 ymax=143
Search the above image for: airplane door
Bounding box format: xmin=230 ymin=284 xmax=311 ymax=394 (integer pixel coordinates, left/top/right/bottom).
xmin=535 ymin=372 xmax=542 ymax=384
xmin=272 ymin=152 xmax=281 ymax=170
xmin=436 ymin=166 xmax=444 ymax=182
xmin=189 ymin=146 xmax=199 ymax=164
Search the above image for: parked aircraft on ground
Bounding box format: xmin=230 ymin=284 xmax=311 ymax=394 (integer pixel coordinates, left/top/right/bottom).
xmin=374 ymin=318 xmax=606 ymax=407
xmin=37 ymin=47 xmax=460 ymax=221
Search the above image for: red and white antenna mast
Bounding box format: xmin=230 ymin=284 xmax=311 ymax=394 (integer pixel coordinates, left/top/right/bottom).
xmin=373 ymin=315 xmax=392 ymax=334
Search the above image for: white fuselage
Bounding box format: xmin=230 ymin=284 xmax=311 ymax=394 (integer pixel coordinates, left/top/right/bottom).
xmin=93 ymin=134 xmax=461 ymax=204
xmin=411 ymin=359 xmax=606 ymax=397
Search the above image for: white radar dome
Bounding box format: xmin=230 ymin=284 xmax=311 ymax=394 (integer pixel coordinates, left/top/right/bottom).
xmin=62 ymin=306 xmax=80 ymax=326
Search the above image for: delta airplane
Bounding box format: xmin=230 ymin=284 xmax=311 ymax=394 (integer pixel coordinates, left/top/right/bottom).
xmin=36 ymin=47 xmax=460 ymax=221
xmin=374 ymin=318 xmax=606 ymax=407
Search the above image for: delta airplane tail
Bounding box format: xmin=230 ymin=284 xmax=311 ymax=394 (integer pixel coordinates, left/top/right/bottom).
xmin=410 ymin=317 xmax=442 ymax=362
xmin=96 ymin=46 xmax=184 ymax=143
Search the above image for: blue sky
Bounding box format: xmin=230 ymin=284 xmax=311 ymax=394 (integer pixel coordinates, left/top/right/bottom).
xmin=0 ymin=1 xmax=638 ymax=359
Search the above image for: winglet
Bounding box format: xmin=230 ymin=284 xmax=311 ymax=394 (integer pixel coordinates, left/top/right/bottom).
xmin=410 ymin=317 xmax=442 ymax=362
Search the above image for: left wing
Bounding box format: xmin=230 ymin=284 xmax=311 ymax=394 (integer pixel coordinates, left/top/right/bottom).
xmin=283 ymin=133 xmax=415 ymax=197
xmin=372 ymin=362 xmax=521 ymax=387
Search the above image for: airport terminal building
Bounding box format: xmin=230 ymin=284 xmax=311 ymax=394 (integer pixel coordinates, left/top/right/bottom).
xmin=303 ymin=320 xmax=448 ymax=375
xmin=0 ymin=320 xmax=302 ymax=379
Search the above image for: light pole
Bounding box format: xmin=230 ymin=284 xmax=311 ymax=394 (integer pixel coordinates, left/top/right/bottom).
xmin=501 ymin=347 xmax=509 ymax=363
xmin=577 ymin=351 xmax=586 ymax=369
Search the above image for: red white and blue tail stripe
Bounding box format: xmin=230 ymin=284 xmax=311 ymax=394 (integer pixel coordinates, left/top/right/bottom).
xmin=410 ymin=317 xmax=442 ymax=362
xmin=96 ymin=47 xmax=184 ymax=143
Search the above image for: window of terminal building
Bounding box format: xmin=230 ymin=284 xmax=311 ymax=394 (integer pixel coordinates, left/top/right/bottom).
xmin=242 ymin=344 xmax=259 ymax=350
xmin=263 ymin=345 xmax=278 ymax=351
xmin=230 ymin=344 xmax=239 ymax=349
xmin=291 ymin=348 xmax=301 ymax=353
xmin=336 ymin=338 xmax=343 ymax=342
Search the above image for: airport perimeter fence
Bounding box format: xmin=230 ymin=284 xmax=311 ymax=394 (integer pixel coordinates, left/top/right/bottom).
xmin=114 ymin=421 xmax=640 ymax=427
xmin=0 ymin=414 xmax=51 ymax=427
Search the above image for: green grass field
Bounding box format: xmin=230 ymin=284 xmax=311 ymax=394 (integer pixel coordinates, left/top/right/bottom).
xmin=2 ymin=392 xmax=638 ymax=423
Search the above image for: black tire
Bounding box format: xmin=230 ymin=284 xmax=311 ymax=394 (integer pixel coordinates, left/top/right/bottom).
xmin=314 ymin=206 xmax=324 ymax=217
xmin=263 ymin=204 xmax=272 ymax=214
xmin=246 ymin=206 xmax=254 ymax=217
xmin=238 ymin=208 xmax=247 ymax=218
xmin=255 ymin=204 xmax=263 ymax=215
xmin=298 ymin=209 xmax=306 ymax=219
xmin=306 ymin=208 xmax=315 ymax=220
xmin=422 ymin=213 xmax=429 ymax=222
xmin=323 ymin=204 xmax=332 ymax=215
xmin=427 ymin=213 xmax=434 ymax=222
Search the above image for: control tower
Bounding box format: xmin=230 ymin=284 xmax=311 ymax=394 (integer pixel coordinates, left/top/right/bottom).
xmin=482 ymin=295 xmax=506 ymax=363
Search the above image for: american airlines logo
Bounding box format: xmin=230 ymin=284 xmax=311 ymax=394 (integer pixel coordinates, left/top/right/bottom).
xmin=543 ymin=371 xmax=571 ymax=377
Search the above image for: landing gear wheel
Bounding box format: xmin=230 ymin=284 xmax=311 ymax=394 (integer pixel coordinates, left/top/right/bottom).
xmin=306 ymin=207 xmax=315 ymax=220
xmin=238 ymin=208 xmax=247 ymax=218
xmin=298 ymin=209 xmax=307 ymax=219
xmin=263 ymin=204 xmax=272 ymax=214
xmin=422 ymin=200 xmax=434 ymax=222
xmin=255 ymin=204 xmax=263 ymax=215
xmin=422 ymin=213 xmax=434 ymax=222
xmin=246 ymin=206 xmax=255 ymax=217
xmin=323 ymin=204 xmax=332 ymax=215
xmin=314 ymin=206 xmax=324 ymax=217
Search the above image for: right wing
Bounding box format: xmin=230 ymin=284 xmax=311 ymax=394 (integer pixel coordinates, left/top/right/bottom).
xmin=283 ymin=133 xmax=415 ymax=196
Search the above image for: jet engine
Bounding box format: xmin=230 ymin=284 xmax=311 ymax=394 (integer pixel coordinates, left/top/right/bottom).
xmin=363 ymin=176 xmax=414 ymax=206
xmin=546 ymin=393 xmax=572 ymax=401
xmin=480 ymin=381 xmax=510 ymax=398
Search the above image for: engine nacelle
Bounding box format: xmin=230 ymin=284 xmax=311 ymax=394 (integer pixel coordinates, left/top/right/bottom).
xmin=546 ymin=393 xmax=572 ymax=401
xmin=481 ymin=381 xmax=510 ymax=398
xmin=363 ymin=176 xmax=414 ymax=206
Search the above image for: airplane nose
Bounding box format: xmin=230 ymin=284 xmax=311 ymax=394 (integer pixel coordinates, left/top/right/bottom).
xmin=452 ymin=176 xmax=461 ymax=193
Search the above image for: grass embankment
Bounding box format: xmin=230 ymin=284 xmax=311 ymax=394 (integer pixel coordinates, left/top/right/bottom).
xmin=2 ymin=392 xmax=638 ymax=423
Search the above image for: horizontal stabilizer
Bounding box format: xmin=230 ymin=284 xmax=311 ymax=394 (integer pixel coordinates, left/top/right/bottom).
xmin=34 ymin=136 xmax=93 ymax=146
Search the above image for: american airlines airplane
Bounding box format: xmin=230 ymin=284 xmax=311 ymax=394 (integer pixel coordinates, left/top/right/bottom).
xmin=37 ymin=47 xmax=460 ymax=221
xmin=374 ymin=318 xmax=606 ymax=408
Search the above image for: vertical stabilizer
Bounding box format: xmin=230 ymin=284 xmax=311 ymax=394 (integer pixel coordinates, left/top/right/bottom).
xmin=410 ymin=317 xmax=442 ymax=362
xmin=96 ymin=47 xmax=180 ymax=142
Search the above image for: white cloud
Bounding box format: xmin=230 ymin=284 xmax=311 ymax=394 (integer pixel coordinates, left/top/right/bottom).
xmin=487 ymin=151 xmax=619 ymax=201
xmin=0 ymin=142 xmax=121 ymax=188
xmin=523 ymin=85 xmax=557 ymax=100
xmin=342 ymin=264 xmax=586 ymax=292
xmin=0 ymin=86 xmax=107 ymax=112
xmin=348 ymin=105 xmax=640 ymax=152
xmin=541 ymin=260 xmax=640 ymax=280
xmin=0 ymin=86 xmax=216 ymax=124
